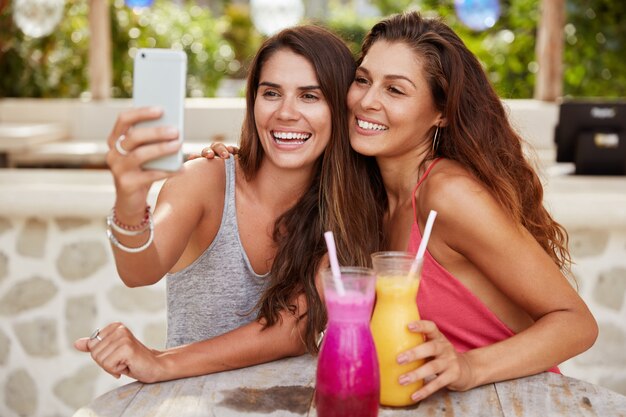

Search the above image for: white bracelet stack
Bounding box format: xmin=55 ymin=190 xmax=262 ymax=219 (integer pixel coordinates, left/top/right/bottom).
xmin=106 ymin=206 xmax=154 ymax=253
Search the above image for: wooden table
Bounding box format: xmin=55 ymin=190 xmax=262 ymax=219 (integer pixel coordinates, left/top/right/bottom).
xmin=73 ymin=355 xmax=626 ymax=417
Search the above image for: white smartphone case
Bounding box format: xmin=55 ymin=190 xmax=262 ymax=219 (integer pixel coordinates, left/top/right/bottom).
xmin=132 ymin=48 xmax=187 ymax=171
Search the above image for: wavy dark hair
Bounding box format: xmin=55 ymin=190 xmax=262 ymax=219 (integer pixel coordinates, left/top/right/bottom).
xmin=359 ymin=12 xmax=571 ymax=271
xmin=238 ymin=26 xmax=384 ymax=353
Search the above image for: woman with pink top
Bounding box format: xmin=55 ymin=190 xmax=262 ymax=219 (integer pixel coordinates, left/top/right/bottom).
xmin=207 ymin=11 xmax=597 ymax=403
xmin=346 ymin=11 xmax=597 ymax=402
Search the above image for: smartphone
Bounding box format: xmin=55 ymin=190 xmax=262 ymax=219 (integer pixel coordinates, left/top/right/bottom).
xmin=132 ymin=48 xmax=187 ymax=171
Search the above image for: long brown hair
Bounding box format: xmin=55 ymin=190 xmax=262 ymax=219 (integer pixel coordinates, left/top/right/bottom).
xmin=359 ymin=12 xmax=571 ymax=271
xmin=239 ymin=26 xmax=384 ymax=352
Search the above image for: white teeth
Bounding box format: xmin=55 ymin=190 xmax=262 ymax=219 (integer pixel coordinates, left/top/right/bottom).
xmin=272 ymin=131 xmax=311 ymax=141
xmin=357 ymin=118 xmax=388 ymax=131
xmin=276 ymin=139 xmax=305 ymax=145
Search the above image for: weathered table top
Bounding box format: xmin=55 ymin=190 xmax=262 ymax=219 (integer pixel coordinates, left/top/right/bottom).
xmin=73 ymin=355 xmax=626 ymax=417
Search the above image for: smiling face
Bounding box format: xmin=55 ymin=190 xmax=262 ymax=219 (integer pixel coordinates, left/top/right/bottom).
xmin=347 ymin=41 xmax=443 ymax=160
xmin=253 ymin=49 xmax=331 ymax=173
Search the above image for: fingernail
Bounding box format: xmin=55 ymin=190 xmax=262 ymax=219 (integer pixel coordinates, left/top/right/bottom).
xmin=412 ymin=392 xmax=423 ymax=402
xmin=166 ymin=140 xmax=179 ymax=149
xmin=397 ymin=353 xmax=408 ymax=364
xmin=408 ymin=322 xmax=419 ymax=331
xmin=149 ymin=106 xmax=162 ymax=114
xmin=399 ymin=375 xmax=410 ymax=385
xmin=220 ymin=152 xmax=228 ymax=158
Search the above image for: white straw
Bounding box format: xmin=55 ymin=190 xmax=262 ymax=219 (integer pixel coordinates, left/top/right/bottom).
xmin=409 ymin=210 xmax=438 ymax=275
xmin=324 ymin=231 xmax=346 ymax=296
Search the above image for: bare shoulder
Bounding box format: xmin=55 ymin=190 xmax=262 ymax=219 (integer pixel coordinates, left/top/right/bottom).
xmin=163 ymin=158 xmax=225 ymax=189
xmin=415 ymin=159 xmax=527 ymax=276
xmin=419 ymin=160 xmax=490 ymax=211
xmin=416 ymin=159 xmax=508 ymax=233
xmin=157 ymin=158 xmax=227 ymax=210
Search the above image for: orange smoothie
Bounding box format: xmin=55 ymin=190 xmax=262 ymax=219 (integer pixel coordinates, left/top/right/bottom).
xmin=370 ymin=275 xmax=425 ymax=406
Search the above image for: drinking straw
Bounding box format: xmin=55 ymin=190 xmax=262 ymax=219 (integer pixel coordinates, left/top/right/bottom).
xmin=324 ymin=231 xmax=346 ymax=296
xmin=409 ymin=210 xmax=438 ymax=275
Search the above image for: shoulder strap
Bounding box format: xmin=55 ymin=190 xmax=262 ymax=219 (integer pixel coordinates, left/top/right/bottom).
xmin=411 ymin=158 xmax=443 ymax=223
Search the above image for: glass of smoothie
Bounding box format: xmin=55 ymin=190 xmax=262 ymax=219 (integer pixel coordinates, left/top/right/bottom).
xmin=315 ymin=267 xmax=379 ymax=417
xmin=370 ymin=251 xmax=425 ymax=406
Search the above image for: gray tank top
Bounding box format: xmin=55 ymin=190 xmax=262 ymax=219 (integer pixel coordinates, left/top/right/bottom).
xmin=166 ymin=157 xmax=269 ymax=348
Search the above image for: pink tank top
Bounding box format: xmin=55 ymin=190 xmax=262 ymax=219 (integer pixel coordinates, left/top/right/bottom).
xmin=408 ymin=159 xmax=560 ymax=373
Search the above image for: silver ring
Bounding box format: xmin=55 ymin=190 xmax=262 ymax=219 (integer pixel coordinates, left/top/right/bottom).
xmin=90 ymin=328 xmax=103 ymax=342
xmin=115 ymin=134 xmax=129 ymax=156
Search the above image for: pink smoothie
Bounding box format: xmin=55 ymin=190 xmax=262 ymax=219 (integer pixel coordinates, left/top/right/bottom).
xmin=315 ymin=289 xmax=379 ymax=417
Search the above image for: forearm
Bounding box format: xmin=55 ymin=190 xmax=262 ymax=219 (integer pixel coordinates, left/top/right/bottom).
xmin=108 ymin=200 xmax=171 ymax=286
xmin=110 ymin=191 xmax=201 ymax=287
xmin=110 ymin=244 xmax=168 ymax=287
xmin=105 ymin=109 xmax=211 ymax=287
xmin=462 ymin=308 xmax=597 ymax=389
xmin=155 ymin=318 xmax=307 ymax=381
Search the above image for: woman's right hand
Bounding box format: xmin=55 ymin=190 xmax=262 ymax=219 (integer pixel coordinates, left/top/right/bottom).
xmin=188 ymin=142 xmax=239 ymax=160
xmin=396 ymin=320 xmax=473 ymax=402
xmin=74 ymin=322 xmax=167 ymax=383
xmin=106 ymin=107 xmax=182 ymax=219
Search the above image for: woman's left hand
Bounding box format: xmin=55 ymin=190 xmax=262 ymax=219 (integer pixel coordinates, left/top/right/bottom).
xmin=187 ymin=142 xmax=239 ymax=160
xmin=396 ymin=320 xmax=473 ymax=402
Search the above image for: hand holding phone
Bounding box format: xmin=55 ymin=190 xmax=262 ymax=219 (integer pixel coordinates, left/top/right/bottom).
xmin=133 ymin=48 xmax=187 ymax=171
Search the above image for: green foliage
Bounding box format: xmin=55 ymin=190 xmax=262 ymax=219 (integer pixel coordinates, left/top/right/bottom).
xmin=109 ymin=0 xmax=234 ymax=98
xmin=329 ymin=0 xmax=625 ymax=99
xmin=366 ymin=0 xmax=540 ymax=98
xmin=220 ymin=3 xmax=263 ymax=79
xmin=0 ymin=1 xmax=90 ymax=97
xmin=370 ymin=0 xmax=416 ymax=16
xmin=323 ymin=2 xmax=378 ymax=57
xmin=563 ymin=1 xmax=626 ymax=98
xmin=1 ymin=0 xmax=624 ymax=99
xmin=0 ymin=0 xmax=241 ymax=98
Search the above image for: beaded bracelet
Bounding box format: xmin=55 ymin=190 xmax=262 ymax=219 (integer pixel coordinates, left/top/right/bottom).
xmin=108 ymin=206 xmax=151 ymax=236
xmin=106 ymin=209 xmax=154 ymax=253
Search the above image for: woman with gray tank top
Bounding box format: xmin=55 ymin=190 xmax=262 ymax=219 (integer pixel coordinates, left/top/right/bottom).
xmin=73 ymin=26 xmax=383 ymax=383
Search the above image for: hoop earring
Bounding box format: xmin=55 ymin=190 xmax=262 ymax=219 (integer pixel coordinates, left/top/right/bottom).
xmin=432 ymin=124 xmax=441 ymax=155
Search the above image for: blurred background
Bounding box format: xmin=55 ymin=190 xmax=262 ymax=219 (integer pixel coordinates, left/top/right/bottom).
xmin=0 ymin=1 xmax=625 ymax=417
xmin=1 ymin=0 xmax=625 ymax=100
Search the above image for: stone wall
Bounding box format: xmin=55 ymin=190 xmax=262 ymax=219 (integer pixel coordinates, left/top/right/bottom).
xmin=563 ymin=227 xmax=626 ymax=392
xmin=0 ymin=216 xmax=167 ymax=417
xmin=0 ymin=214 xmax=625 ymax=417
